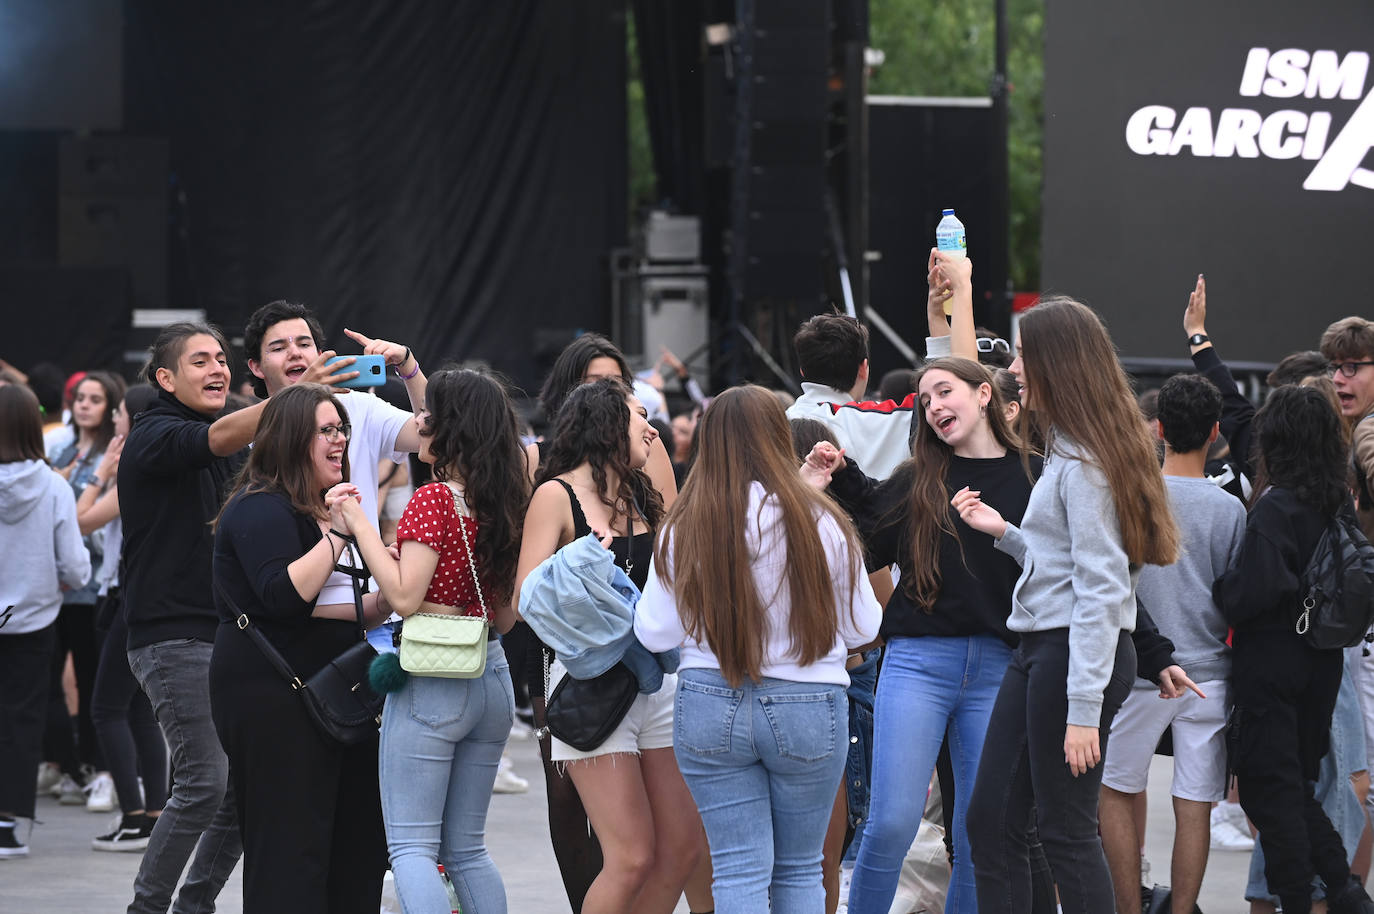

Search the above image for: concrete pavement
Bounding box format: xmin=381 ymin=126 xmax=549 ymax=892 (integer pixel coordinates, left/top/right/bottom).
xmin=1 ymin=750 xmax=1265 ymax=913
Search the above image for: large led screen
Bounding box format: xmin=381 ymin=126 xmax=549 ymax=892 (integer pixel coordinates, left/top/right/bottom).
xmin=1041 ymin=2 xmax=1374 ymax=363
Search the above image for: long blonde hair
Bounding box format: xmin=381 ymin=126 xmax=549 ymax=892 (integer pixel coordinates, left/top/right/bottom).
xmin=1020 ymin=299 xmax=1179 ymax=566
xmin=654 ymin=385 xmax=864 ymax=686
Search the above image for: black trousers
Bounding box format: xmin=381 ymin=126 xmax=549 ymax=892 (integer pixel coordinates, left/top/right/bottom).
xmin=43 ymin=602 xmax=103 ymax=773
xmin=210 ymin=619 xmax=388 ymax=914
xmin=967 ymin=628 xmax=1135 ymax=914
xmin=0 ymin=623 xmax=57 ymax=819
xmin=1233 ymin=629 xmax=1349 ymax=914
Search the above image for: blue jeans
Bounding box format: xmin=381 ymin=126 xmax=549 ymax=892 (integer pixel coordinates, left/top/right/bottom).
xmin=850 ymin=634 xmax=1012 ymax=913
xmin=380 ymin=641 xmax=515 ymax=914
xmin=127 ymin=638 xmax=242 ymax=914
xmin=675 ymin=669 xmax=848 ymax=914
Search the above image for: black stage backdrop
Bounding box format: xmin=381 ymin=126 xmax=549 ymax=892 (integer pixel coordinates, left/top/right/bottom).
xmin=123 ymin=1 xmax=628 ymax=393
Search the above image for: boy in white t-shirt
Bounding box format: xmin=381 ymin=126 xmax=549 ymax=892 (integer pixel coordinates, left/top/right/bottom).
xmin=243 ymin=300 xmax=427 ymax=650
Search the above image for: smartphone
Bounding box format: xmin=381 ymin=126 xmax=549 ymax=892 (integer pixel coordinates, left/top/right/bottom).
xmin=324 ymin=354 xmax=387 ymax=389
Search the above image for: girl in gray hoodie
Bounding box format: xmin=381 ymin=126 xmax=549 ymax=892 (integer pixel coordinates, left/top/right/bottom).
xmin=952 ymin=298 xmax=1181 ymax=914
xmin=0 ymin=383 xmax=91 ymax=857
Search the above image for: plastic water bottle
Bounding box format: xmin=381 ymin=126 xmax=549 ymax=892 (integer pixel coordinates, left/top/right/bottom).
xmin=935 ymin=208 xmax=967 ymax=315
xmin=437 ymin=863 xmax=461 ymax=913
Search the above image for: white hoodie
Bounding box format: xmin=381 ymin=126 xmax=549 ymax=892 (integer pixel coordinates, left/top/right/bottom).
xmin=0 ymin=460 xmax=90 ymax=635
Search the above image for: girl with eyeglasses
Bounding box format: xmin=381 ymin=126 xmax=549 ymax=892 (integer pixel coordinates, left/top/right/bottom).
xmin=210 ymin=383 xmax=392 ymax=912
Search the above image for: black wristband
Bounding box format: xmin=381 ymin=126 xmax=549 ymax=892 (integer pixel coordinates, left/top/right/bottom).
xmin=1188 ymin=333 xmax=1209 ymax=347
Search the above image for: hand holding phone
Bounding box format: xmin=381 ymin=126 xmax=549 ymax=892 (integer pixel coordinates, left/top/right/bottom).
xmin=324 ymin=354 xmax=387 ymax=389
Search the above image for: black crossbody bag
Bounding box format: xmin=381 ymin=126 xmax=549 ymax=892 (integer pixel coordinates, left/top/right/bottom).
xmin=220 ymin=540 xmax=383 ymax=745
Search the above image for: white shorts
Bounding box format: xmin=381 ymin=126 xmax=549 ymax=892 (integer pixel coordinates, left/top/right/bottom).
xmin=548 ymin=660 xmax=676 ymax=762
xmin=1101 ymin=679 xmax=1230 ymax=802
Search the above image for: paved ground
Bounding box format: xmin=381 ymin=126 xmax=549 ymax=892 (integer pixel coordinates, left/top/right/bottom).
xmin=1 ymin=750 xmax=1262 ymax=913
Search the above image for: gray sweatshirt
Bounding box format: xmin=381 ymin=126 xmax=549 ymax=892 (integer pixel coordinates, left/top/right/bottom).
xmin=0 ymin=460 xmax=91 ymax=634
xmin=1135 ymin=476 xmax=1246 ymax=685
xmin=996 ymin=434 xmax=1139 ymax=727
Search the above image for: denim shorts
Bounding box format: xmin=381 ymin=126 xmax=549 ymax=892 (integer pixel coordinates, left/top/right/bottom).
xmin=548 ymin=659 xmax=675 ymax=762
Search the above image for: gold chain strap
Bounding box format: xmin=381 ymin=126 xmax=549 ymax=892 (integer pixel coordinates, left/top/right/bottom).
xmin=443 ymin=482 xmax=488 ymax=624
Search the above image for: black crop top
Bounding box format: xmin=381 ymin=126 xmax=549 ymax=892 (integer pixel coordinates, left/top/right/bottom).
xmin=553 ymin=478 xmax=652 ymax=590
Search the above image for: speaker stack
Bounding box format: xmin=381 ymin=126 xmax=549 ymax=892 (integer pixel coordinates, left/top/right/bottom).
xmin=730 ymin=0 xmax=831 ymax=327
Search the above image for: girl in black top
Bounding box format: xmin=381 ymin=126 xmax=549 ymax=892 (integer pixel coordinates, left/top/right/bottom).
xmin=520 ymin=336 xmax=684 ymax=914
xmin=514 ymin=378 xmax=703 ymax=914
xmin=210 ymin=383 xmax=390 ymax=914
xmin=1214 ymin=385 xmax=1374 ymax=914
xmin=808 ymin=357 xmax=1037 ymax=912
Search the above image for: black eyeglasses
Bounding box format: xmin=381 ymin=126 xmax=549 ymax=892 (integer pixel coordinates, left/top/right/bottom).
xmin=977 ymin=337 xmax=1011 ymax=354
xmin=317 ymin=423 xmax=351 ymax=441
xmin=1327 ymin=360 xmax=1374 ymax=378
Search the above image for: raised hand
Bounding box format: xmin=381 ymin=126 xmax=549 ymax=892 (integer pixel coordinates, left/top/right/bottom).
xmin=1184 ymin=274 xmax=1207 ymax=339
xmin=344 ymin=328 xmax=410 ymax=369
xmin=801 ymin=441 xmax=845 ymax=489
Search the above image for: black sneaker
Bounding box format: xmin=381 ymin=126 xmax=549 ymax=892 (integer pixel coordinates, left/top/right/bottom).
xmin=92 ymin=813 xmax=154 ymax=853
xmin=0 ymin=818 xmax=28 ymax=859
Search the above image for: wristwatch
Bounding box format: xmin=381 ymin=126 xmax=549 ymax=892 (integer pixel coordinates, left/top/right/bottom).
xmin=1188 ymin=333 xmax=1209 ymax=347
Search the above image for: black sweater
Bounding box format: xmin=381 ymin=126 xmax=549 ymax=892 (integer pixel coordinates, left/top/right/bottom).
xmin=118 ymin=390 xmax=244 ymax=649
xmin=829 ymin=452 xmax=1037 ymax=645
xmin=1214 ymin=486 xmax=1336 ymax=635
xmin=213 ymin=491 xmax=325 ymax=651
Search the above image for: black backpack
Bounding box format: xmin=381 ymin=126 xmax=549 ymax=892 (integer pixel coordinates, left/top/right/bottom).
xmin=1295 ymin=511 xmax=1374 ymax=650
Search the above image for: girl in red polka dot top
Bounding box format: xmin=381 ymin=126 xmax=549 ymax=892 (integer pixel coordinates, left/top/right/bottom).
xmin=338 ymin=368 xmax=531 ymax=913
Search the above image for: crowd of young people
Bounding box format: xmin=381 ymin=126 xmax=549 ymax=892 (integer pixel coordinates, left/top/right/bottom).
xmin=6 ymin=253 xmax=1374 ymax=914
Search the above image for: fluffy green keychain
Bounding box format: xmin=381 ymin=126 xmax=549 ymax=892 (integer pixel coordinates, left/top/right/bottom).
xmin=368 ymin=652 xmax=409 ymax=694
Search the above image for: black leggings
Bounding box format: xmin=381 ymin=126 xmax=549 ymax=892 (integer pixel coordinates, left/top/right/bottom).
xmin=967 ymin=628 xmax=1135 ymax=914
xmin=43 ymin=602 xmax=103 ymax=774
xmin=91 ymin=600 xmax=167 ymax=814
xmin=528 ymin=642 xmax=603 ymax=913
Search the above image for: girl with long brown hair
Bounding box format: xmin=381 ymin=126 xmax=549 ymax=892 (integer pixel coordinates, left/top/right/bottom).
xmin=338 ymin=368 xmax=529 ymax=914
xmin=953 ymin=298 xmax=1180 ymax=913
xmin=635 ymin=385 xmax=881 ymax=912
xmin=805 ymin=356 xmax=1038 ymax=912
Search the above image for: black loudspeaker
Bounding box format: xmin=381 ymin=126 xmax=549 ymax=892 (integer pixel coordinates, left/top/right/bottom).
xmin=0 ymin=266 xmax=132 ymax=376
xmin=59 ymin=136 xmax=169 ymax=309
xmin=733 ymin=0 xmax=831 ymax=309
xmin=867 ymin=98 xmax=996 ymax=372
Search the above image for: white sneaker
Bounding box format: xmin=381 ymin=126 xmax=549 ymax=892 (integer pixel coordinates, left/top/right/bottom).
xmin=507 ymin=718 xmax=534 ymax=741
xmin=55 ymin=774 xmax=85 ymax=806
xmin=1210 ymin=819 xmax=1255 ymax=851
xmin=85 ymin=773 xmax=116 ymax=813
xmin=492 ymin=756 xmax=529 ymax=794
xmin=35 ymin=763 xmax=61 ymax=796
xmin=1213 ymin=800 xmax=1248 ymax=828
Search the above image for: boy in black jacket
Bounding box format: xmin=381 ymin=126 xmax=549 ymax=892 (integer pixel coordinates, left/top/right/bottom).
xmin=119 ymin=322 xmax=347 ymax=914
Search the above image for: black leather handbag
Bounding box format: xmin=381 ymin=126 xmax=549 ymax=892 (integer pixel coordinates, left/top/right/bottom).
xmin=220 ymin=543 xmax=384 ymax=746
xmin=542 ymin=656 xmax=639 ymax=753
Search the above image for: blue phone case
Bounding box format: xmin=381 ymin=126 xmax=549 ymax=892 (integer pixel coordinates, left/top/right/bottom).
xmin=324 ymin=354 xmax=387 ymax=388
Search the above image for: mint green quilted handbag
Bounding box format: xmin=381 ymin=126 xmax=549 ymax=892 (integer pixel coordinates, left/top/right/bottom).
xmin=398 ymin=484 xmax=489 ymax=678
